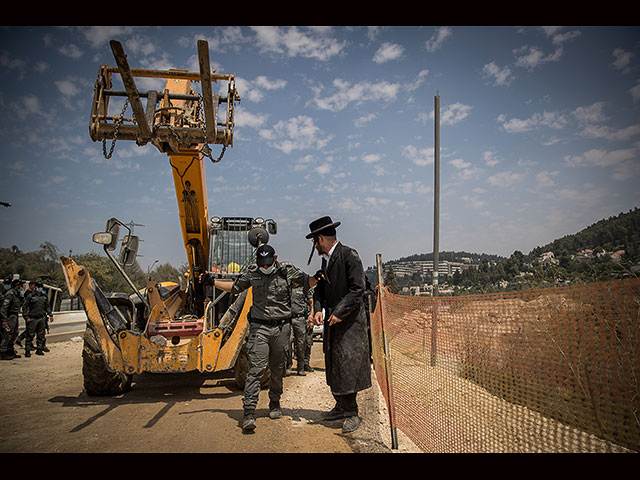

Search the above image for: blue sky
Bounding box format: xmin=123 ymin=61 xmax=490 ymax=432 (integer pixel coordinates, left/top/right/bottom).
xmin=1 ymin=26 xmax=639 ymax=275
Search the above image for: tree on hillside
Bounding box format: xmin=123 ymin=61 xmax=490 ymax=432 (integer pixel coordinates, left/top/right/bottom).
xmin=148 ymin=262 xmax=184 ymax=286
xmin=384 ymin=265 xmax=400 ymax=294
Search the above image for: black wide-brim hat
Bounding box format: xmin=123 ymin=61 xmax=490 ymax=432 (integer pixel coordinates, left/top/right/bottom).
xmin=306 ymin=216 xmax=341 ymax=239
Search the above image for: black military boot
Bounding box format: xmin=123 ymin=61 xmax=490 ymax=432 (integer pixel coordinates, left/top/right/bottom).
xmin=25 ymin=349 xmax=31 ymax=357
xmin=242 ymin=410 xmax=256 ymax=432
xmin=36 ymin=350 xmax=44 ymax=356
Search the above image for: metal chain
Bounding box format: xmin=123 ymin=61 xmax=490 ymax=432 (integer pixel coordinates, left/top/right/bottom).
xmin=101 ymin=94 xmax=228 ymax=163
xmin=102 ymin=98 xmax=130 ymax=159
xmin=197 ymin=93 xmax=225 ymax=163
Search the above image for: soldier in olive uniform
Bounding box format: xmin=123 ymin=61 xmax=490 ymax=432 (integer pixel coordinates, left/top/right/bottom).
xmin=15 ymin=281 xmax=36 ymax=349
xmin=290 ymin=285 xmax=314 ymax=375
xmin=0 ymin=278 xmax=11 ymax=345
xmin=22 ymin=281 xmax=53 ymax=357
xmin=1 ymin=279 xmax=24 ymax=360
xmin=210 ymin=244 xmax=320 ymax=432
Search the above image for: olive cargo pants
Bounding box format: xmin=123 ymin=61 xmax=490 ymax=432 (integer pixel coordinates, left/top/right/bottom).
xmin=243 ymin=321 xmax=291 ymax=413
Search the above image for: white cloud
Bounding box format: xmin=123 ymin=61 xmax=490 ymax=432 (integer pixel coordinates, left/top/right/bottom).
xmin=499 ymin=110 xmax=568 ymax=133
xmin=235 ymin=108 xmax=268 ymax=129
xmin=82 ymin=26 xmax=138 ymax=49
xmin=236 ymin=75 xmax=287 ymax=102
xmin=423 ymin=102 xmax=472 ymax=126
xmin=488 ymin=171 xmax=525 ymax=187
xmin=564 ymin=147 xmax=639 ymax=180
xmin=362 ymin=153 xmax=382 ymax=164
xmin=579 ymin=123 xmax=640 ymax=142
xmin=631 ymin=80 xmax=640 ymax=103
xmin=564 ymin=148 xmax=636 ymax=168
xmin=250 ymin=26 xmax=345 ymax=61
xmin=260 ymin=115 xmax=332 ymax=153
xmin=312 ymin=78 xmax=401 ymax=112
xmin=315 ymin=162 xmax=332 ymax=175
xmin=58 ymin=43 xmax=83 ymax=59
xmin=402 ymin=145 xmax=434 ymax=166
xmin=373 ymin=42 xmax=405 ymax=63
xmin=540 ymin=27 xmax=581 ymax=46
xmin=442 ymin=102 xmax=472 ymax=125
xmin=573 ymin=102 xmax=609 ymax=125
xmin=612 ymin=47 xmax=634 ymax=74
xmin=535 ymin=170 xmax=559 ymax=188
xmin=425 ymin=27 xmax=452 ymax=52
xmin=450 ymin=158 xmax=471 ymax=169
xmin=354 ymin=113 xmax=378 ymax=128
xmin=483 ymin=151 xmax=501 ymax=167
xmin=482 ymin=61 xmax=514 ymax=86
xmin=461 ymin=193 xmax=486 ymax=209
xmin=513 ymin=45 xmax=563 ymax=71
xmin=12 ymin=95 xmax=43 ymax=121
xmin=55 ymin=79 xmax=81 ymax=97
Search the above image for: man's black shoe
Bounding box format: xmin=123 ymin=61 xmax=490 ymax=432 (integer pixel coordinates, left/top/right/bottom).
xmin=269 ymin=401 xmax=282 ymax=419
xmin=322 ymin=407 xmax=346 ymax=421
xmin=342 ymin=416 xmax=361 ymax=433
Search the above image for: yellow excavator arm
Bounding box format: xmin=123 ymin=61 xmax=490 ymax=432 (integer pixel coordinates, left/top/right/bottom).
xmin=89 ymin=39 xmax=239 ymax=283
xmin=57 ymin=40 xmax=264 ymax=394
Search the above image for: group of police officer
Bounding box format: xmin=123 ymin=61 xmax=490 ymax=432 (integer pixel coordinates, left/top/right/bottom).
xmin=1 ymin=278 xmax=53 ymax=360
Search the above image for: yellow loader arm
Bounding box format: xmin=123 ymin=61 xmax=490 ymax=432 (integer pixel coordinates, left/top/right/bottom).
xmin=60 ymin=255 xmax=252 ymax=374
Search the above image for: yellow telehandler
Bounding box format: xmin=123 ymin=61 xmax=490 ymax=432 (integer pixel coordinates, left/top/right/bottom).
xmin=60 ymin=39 xmax=271 ymax=395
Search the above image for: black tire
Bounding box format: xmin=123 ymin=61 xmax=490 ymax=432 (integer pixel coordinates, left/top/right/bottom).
xmin=233 ymin=343 xmax=270 ymax=390
xmin=82 ymin=323 xmax=133 ymax=396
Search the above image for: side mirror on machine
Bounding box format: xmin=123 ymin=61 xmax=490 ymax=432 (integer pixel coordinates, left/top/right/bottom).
xmin=118 ymin=234 xmax=140 ymax=267
xmin=104 ymin=218 xmax=121 ymax=251
xmin=266 ymin=220 xmax=277 ymax=235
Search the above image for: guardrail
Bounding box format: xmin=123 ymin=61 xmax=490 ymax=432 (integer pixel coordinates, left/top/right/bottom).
xmin=18 ymin=311 xmax=87 ymax=343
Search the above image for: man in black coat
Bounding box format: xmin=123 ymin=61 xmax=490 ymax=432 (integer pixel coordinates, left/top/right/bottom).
xmin=307 ymin=216 xmax=371 ymax=433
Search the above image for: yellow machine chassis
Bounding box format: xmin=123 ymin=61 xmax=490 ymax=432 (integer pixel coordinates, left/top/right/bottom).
xmin=61 ymin=256 xmax=251 ymax=375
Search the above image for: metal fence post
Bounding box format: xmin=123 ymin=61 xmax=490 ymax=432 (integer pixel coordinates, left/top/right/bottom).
xmin=376 ymin=253 xmax=398 ymax=450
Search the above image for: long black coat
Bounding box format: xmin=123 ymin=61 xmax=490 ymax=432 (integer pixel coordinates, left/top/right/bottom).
xmin=313 ymin=242 xmax=371 ymax=395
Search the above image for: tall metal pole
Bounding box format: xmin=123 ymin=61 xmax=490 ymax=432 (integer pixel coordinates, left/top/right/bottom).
xmin=433 ymin=91 xmax=440 ymax=297
xmin=431 ymin=91 xmax=440 ymax=367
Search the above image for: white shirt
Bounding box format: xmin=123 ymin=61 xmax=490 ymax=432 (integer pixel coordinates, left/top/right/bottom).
xmin=321 ymin=241 xmax=338 ymax=263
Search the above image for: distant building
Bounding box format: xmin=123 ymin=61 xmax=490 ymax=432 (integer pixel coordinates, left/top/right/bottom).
xmin=610 ymin=250 xmax=625 ymax=262
xmin=387 ymin=260 xmax=469 ymax=278
xmin=538 ymin=251 xmax=559 ymax=265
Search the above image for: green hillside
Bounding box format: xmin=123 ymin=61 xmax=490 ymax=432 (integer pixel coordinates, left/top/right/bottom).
xmin=371 ymin=207 xmax=640 ymax=294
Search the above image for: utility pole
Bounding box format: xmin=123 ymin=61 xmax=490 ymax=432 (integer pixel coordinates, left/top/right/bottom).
xmin=431 ymin=91 xmax=440 ymax=367
xmin=433 ymin=91 xmax=440 ymax=297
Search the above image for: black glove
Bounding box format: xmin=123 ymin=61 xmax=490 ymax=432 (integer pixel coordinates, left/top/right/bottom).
xmin=313 ymin=270 xmax=324 ymax=281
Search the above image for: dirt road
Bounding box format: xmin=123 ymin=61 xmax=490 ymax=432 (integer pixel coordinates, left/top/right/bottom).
xmin=0 ymin=337 xmax=419 ymax=453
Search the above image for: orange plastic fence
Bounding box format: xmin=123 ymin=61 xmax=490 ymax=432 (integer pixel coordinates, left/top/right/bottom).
xmin=370 ymin=278 xmax=640 ymax=453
